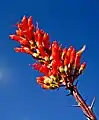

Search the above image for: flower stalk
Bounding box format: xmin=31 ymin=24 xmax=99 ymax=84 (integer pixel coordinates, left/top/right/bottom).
xmin=68 ymin=85 xmax=96 ymax=120
xmin=9 ymin=16 xmax=97 ymax=120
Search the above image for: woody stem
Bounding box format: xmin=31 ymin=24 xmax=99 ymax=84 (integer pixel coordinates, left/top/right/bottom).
xmin=69 ymin=85 xmax=97 ymax=120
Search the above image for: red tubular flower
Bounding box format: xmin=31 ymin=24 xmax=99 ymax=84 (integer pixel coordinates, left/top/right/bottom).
xmin=43 ymin=33 xmax=50 ymax=48
xmin=14 ymin=47 xmax=24 ymax=53
xmin=36 ymin=76 xmax=44 ymax=85
xmin=66 ymin=46 xmax=73 ymax=58
xmin=39 ymin=64 xmax=49 ymax=75
xmin=74 ymin=54 xmax=81 ymax=68
xmin=27 ymin=25 xmax=34 ymax=40
xmin=63 ymin=46 xmax=73 ymax=66
xmin=32 ymin=63 xmax=49 ymax=75
xmin=52 ymin=41 xmax=59 ymax=58
xmin=64 ymin=56 xmax=69 ymax=65
xmin=36 ymin=33 xmax=43 ymax=44
xmin=52 ymin=60 xmax=58 ymax=75
xmin=9 ymin=35 xmax=27 ymax=43
xmin=70 ymin=48 xmax=76 ymax=64
xmin=51 ymin=41 xmax=62 ymax=67
xmin=21 ymin=16 xmax=28 ymax=30
xmin=14 ymin=47 xmax=32 ymax=54
xmin=38 ymin=46 xmax=48 ymax=57
xmin=61 ymin=48 xmax=67 ymax=60
xmin=28 ymin=16 xmax=33 ymax=27
xmin=79 ymin=62 xmax=86 ymax=74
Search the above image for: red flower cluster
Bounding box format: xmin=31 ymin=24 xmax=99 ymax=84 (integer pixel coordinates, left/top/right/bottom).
xmin=9 ymin=16 xmax=86 ymax=90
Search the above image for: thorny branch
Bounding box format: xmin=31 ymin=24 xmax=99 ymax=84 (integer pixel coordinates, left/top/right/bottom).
xmin=68 ymin=84 xmax=96 ymax=120
xmin=9 ymin=16 xmax=97 ymax=120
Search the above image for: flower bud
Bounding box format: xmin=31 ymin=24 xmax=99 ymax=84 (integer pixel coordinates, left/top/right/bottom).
xmin=61 ymin=48 xmax=67 ymax=60
xmin=28 ymin=16 xmax=33 ymax=27
xmin=9 ymin=35 xmax=29 ymax=45
xmin=36 ymin=34 xmax=42 ymax=45
xmin=64 ymin=57 xmax=69 ymax=65
xmin=38 ymin=46 xmax=46 ymax=57
xmin=39 ymin=64 xmax=49 ymax=75
xmin=36 ymin=76 xmax=44 ymax=85
xmin=21 ymin=16 xmax=28 ymax=29
xmin=79 ymin=62 xmax=86 ymax=74
xmin=52 ymin=41 xmax=59 ymax=59
xmin=66 ymin=46 xmax=73 ymax=57
xmin=16 ymin=30 xmax=23 ymax=36
xmin=43 ymin=33 xmax=50 ymax=48
xmin=27 ymin=25 xmax=34 ymax=40
xmin=64 ymin=46 xmax=74 ymax=64
xmin=41 ymin=84 xmax=50 ymax=89
xmin=14 ymin=47 xmax=32 ymax=54
xmin=70 ymin=48 xmax=76 ymax=64
xmin=14 ymin=48 xmax=23 ymax=52
xmin=74 ymin=54 xmax=81 ymax=68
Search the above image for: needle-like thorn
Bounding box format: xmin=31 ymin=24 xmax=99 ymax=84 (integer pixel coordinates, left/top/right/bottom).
xmin=89 ymin=96 xmax=96 ymax=109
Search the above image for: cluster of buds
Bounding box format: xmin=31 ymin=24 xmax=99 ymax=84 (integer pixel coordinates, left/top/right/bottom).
xmin=9 ymin=16 xmax=86 ymax=90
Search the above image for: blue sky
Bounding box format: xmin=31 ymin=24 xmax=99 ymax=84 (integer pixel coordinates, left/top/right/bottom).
xmin=0 ymin=0 xmax=99 ymax=120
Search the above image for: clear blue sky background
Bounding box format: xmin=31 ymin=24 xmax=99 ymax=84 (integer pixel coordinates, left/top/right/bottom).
xmin=0 ymin=0 xmax=99 ymax=120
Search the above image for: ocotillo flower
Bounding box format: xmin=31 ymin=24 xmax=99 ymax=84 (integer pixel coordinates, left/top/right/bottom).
xmin=9 ymin=16 xmax=97 ymax=120
xmin=9 ymin=16 xmax=86 ymax=90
